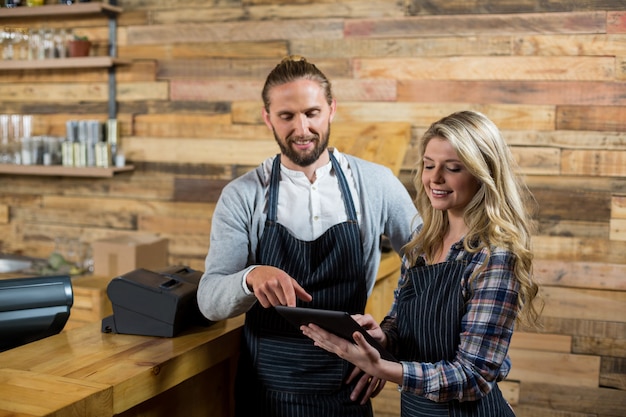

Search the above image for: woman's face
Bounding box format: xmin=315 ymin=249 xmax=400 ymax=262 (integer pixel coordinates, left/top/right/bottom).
xmin=422 ymin=137 xmax=481 ymax=218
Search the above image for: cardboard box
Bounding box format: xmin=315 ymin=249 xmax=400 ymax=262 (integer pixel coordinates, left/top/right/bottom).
xmin=92 ymin=234 xmax=169 ymax=278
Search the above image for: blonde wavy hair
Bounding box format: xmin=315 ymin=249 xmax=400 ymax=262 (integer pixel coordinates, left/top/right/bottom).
xmin=404 ymin=110 xmax=541 ymax=327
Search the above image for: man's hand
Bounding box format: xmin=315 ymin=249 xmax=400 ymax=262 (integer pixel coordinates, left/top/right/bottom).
xmin=246 ymin=265 xmax=312 ymax=307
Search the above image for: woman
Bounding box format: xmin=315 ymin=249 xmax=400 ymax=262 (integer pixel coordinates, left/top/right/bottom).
xmin=302 ymin=110 xmax=541 ymax=416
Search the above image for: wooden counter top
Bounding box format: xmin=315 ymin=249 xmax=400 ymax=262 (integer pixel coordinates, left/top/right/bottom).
xmin=0 ymin=252 xmax=401 ymax=416
xmin=0 ymin=315 xmax=244 ymax=417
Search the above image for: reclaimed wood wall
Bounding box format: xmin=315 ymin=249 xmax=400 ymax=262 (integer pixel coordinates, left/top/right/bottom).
xmin=1 ymin=0 xmax=625 ymax=415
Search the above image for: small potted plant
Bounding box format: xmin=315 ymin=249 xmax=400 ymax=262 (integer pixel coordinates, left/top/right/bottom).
xmin=68 ymin=35 xmax=92 ymax=57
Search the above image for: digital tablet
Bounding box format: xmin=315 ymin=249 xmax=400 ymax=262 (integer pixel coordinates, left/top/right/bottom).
xmin=274 ymin=305 xmax=396 ymax=362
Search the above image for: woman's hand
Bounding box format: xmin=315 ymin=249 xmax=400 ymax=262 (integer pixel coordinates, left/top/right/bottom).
xmin=301 ymin=322 xmax=387 ymax=403
xmin=301 ymin=322 xmax=382 ymax=370
xmin=352 ymin=314 xmax=387 ymax=347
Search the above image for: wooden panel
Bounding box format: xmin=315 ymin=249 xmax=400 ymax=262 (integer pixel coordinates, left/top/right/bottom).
xmin=601 ymin=356 xmax=626 ymax=390
xmin=557 ymin=105 xmax=626 ymax=131
xmin=536 ymin=219 xmax=608 ymax=239
xmin=509 ymin=332 xmax=572 ymax=353
xmin=12 ymin=207 xmax=136 ymax=230
xmin=524 ymin=174 xmax=626 ymax=194
xmin=406 ymin=0 xmax=626 ymax=15
xmin=397 ymin=80 xmax=626 ymax=105
xmin=524 ymin=317 xmax=626 ymax=340
xmin=561 ymin=149 xmax=626 ymax=177
xmin=531 ymin=187 xmax=610 ymax=222
xmin=617 ymin=60 xmax=626 ymax=82
xmin=0 ymin=204 xmax=7 ymax=225
xmin=333 ymin=79 xmax=398 ymax=102
xmin=156 ymin=57 xmax=352 ymax=80
xmin=291 ymin=36 xmax=512 ymax=58
xmin=608 ymin=11 xmax=626 ymax=33
xmin=355 ymin=57 xmax=614 ymax=81
xmin=540 ymin=286 xmax=626 ymax=323
xmin=133 ymin=113 xmax=233 ymax=137
xmin=246 ymin=1 xmax=406 ymax=20
xmin=120 ymin=41 xmax=287 ymax=60
xmin=138 ymin=214 xmax=212 ymax=235
xmin=610 ymin=218 xmax=626 ymax=241
xmin=511 ymin=147 xmax=560 ymax=175
xmin=124 ymin=137 xmax=279 ymax=166
xmin=513 ymin=34 xmax=626 ymax=56
xmin=133 ymin=120 xmax=262 ymax=139
xmin=613 ymin=195 xmax=626 ymax=218
xmin=173 ymin=178 xmax=231 ymax=203
xmin=533 ymin=259 xmax=626 ymax=291
xmin=158 ymin=232 xmax=212 ymax=258
xmin=126 ymin=19 xmax=345 ymax=45
xmin=41 ymin=195 xmax=215 ymax=217
xmin=573 ymin=336 xmax=626 ymax=358
xmin=517 ymin=382 xmax=626 ymax=415
xmin=0 ymin=83 xmax=109 ymax=103
xmin=0 ymin=173 xmax=172 ymax=201
xmin=504 ymin=128 xmax=626 ymax=151
xmin=512 ymin=404 xmax=595 ymax=416
xmin=147 ymin=5 xmax=244 ymax=24
xmin=344 ymin=12 xmax=606 ymax=37
xmin=119 ymin=0 xmax=239 ymax=12
xmin=507 ymin=348 xmax=600 ymax=388
xmin=535 ymin=230 xmax=616 ymax=261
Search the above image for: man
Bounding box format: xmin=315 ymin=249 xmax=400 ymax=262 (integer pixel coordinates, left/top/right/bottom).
xmin=197 ymin=56 xmax=419 ymax=417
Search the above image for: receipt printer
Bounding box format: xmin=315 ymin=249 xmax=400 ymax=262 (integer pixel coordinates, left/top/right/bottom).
xmin=101 ymin=265 xmax=212 ymax=337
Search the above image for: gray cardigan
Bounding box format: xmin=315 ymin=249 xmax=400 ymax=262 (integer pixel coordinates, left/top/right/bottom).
xmin=197 ymin=153 xmax=419 ymax=321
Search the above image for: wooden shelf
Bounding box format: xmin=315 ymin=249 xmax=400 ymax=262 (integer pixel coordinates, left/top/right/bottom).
xmin=0 ymin=57 xmax=130 ymax=71
xmin=0 ymin=2 xmax=121 ymax=19
xmin=0 ymin=164 xmax=134 ymax=178
xmin=0 ymin=1 xmax=125 ymax=120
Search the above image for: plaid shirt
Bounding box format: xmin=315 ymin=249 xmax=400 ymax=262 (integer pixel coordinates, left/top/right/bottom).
xmin=381 ymin=238 xmax=520 ymax=403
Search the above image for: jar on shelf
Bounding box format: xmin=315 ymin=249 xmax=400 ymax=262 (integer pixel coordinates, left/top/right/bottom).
xmin=4 ymin=0 xmax=23 ymax=8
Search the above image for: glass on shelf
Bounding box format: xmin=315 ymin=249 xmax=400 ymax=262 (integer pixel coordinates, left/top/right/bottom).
xmin=4 ymin=0 xmax=22 ymax=8
xmin=0 ymin=114 xmax=37 ymax=165
xmin=0 ymin=114 xmax=13 ymax=163
xmin=28 ymin=27 xmax=42 ymax=60
xmin=1 ymin=28 xmax=14 ymax=60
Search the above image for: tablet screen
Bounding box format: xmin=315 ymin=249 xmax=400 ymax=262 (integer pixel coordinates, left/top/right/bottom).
xmin=274 ymin=305 xmax=396 ymax=362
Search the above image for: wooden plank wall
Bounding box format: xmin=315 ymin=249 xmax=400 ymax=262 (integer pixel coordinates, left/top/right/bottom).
xmin=1 ymin=0 xmax=625 ymax=415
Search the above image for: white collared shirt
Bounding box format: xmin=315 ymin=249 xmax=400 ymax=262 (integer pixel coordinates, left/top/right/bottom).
xmin=264 ymin=149 xmax=361 ymax=241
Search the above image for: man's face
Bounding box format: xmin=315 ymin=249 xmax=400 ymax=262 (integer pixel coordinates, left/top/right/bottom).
xmin=262 ymin=79 xmax=336 ymax=168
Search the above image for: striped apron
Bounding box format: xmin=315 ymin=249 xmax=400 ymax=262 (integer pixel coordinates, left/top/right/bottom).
xmin=234 ymin=152 xmax=372 ymax=417
xmin=397 ymin=255 xmax=516 ymax=417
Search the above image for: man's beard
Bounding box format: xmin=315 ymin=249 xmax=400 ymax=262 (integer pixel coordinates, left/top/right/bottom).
xmin=273 ymin=125 xmax=330 ymax=167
